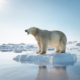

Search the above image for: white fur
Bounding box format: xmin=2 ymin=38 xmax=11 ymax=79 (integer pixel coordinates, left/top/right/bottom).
xmin=25 ymin=27 xmax=67 ymax=54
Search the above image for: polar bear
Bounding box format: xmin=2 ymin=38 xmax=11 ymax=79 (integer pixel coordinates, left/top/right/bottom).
xmin=25 ymin=27 xmax=67 ymax=54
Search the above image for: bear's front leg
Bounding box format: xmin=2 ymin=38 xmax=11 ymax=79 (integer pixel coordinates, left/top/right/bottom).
xmin=39 ymin=40 xmax=49 ymax=55
xmin=36 ymin=42 xmax=42 ymax=54
xmin=39 ymin=51 xmax=46 ymax=55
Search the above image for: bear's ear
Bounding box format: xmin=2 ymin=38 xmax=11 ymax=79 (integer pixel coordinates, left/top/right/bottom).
xmin=36 ymin=28 xmax=38 ymax=34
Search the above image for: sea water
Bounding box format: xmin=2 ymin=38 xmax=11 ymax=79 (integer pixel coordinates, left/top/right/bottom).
xmin=0 ymin=52 xmax=80 ymax=80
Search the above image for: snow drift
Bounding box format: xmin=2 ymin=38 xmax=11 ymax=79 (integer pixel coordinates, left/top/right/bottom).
xmin=13 ymin=53 xmax=77 ymax=65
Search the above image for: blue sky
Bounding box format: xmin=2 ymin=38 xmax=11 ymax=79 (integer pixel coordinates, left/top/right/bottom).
xmin=0 ymin=0 xmax=80 ymax=44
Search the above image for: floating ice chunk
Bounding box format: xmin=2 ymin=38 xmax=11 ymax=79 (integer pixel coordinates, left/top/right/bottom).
xmin=13 ymin=53 xmax=77 ymax=64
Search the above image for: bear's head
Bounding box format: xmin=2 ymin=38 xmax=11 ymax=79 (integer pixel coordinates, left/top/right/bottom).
xmin=25 ymin=27 xmax=38 ymax=36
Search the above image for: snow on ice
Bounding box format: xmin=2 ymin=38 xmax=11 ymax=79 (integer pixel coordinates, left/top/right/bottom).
xmin=13 ymin=52 xmax=77 ymax=65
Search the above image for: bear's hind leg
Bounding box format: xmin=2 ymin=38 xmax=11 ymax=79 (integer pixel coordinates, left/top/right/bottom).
xmin=60 ymin=50 xmax=65 ymax=53
xmin=55 ymin=46 xmax=60 ymax=53
xmin=59 ymin=42 xmax=66 ymax=53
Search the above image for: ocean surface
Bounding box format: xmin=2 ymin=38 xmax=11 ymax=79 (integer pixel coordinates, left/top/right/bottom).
xmin=0 ymin=52 xmax=80 ymax=80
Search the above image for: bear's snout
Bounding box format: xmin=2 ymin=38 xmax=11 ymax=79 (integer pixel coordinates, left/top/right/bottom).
xmin=25 ymin=30 xmax=27 ymax=32
xmin=25 ymin=30 xmax=29 ymax=34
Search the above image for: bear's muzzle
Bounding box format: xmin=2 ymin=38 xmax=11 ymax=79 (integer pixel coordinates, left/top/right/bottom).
xmin=25 ymin=30 xmax=29 ymax=34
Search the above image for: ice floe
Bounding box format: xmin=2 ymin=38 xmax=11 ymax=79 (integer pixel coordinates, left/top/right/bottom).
xmin=13 ymin=53 xmax=77 ymax=66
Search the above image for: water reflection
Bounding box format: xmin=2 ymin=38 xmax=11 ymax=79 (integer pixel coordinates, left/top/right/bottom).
xmin=36 ymin=66 xmax=68 ymax=80
xmin=13 ymin=55 xmax=76 ymax=80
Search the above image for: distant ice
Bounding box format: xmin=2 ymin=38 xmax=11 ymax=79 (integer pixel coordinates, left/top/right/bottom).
xmin=13 ymin=53 xmax=77 ymax=65
xmin=76 ymin=43 xmax=80 ymax=46
xmin=0 ymin=41 xmax=80 ymax=53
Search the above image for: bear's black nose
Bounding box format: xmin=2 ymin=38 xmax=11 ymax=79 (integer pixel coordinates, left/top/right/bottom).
xmin=25 ymin=30 xmax=27 ymax=32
